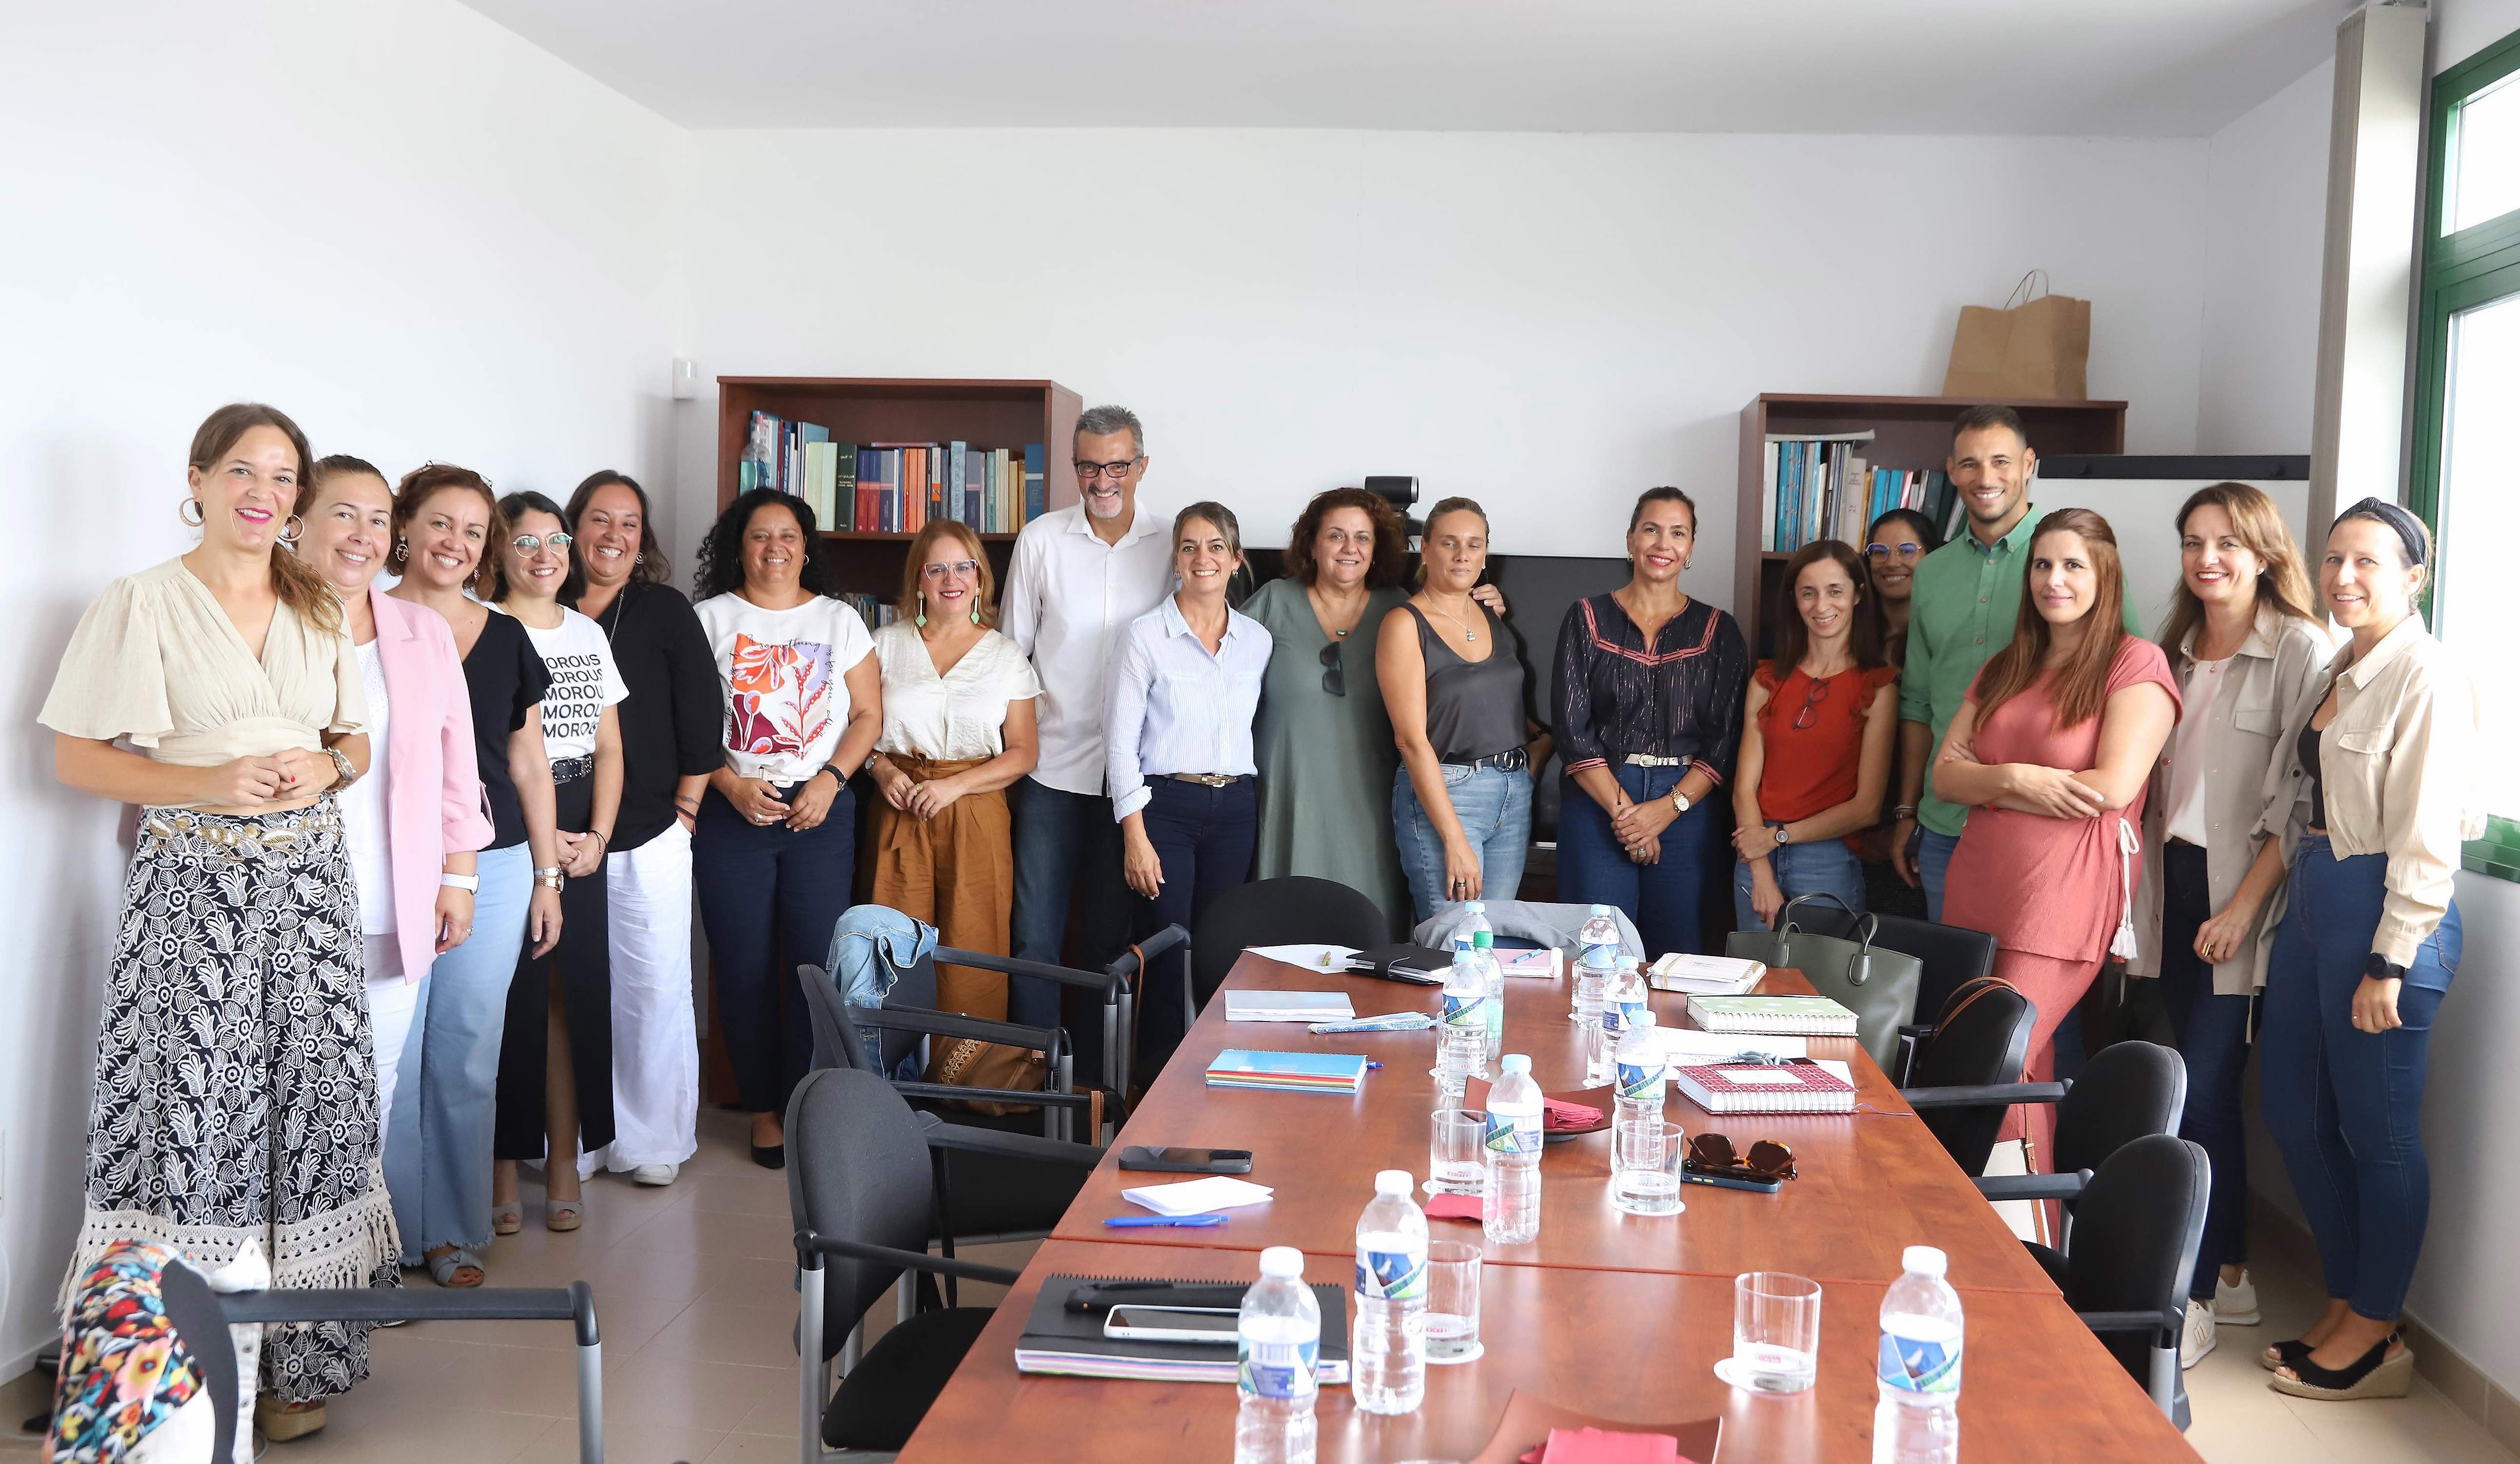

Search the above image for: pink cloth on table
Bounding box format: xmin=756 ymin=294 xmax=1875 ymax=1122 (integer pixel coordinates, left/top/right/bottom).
xmin=1543 ymin=1096 xmax=1602 ymax=1129
xmin=1520 ymin=1426 xmax=1685 ymax=1464
xmin=1424 ymin=1193 xmax=1483 ymax=1222
xmin=1940 ymin=637 xmax=2179 ymax=962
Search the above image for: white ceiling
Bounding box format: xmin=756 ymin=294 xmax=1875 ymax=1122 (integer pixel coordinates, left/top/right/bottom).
xmin=460 ymin=0 xmax=2346 ymax=137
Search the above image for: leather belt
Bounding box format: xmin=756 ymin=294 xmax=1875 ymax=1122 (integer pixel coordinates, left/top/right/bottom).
xmin=551 ymin=756 xmax=593 ymax=785
xmin=1450 ymin=747 xmax=1530 ymax=775
xmin=1622 ymin=753 xmax=1687 ymax=768
xmin=1164 ymin=773 xmax=1249 ymax=787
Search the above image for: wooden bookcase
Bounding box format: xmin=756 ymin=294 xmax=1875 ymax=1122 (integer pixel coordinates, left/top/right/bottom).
xmin=714 ymin=376 xmax=1083 ymax=599
xmin=1734 ymin=393 xmax=2128 ymax=656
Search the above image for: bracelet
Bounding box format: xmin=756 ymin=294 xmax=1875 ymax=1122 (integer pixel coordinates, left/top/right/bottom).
xmin=588 ymin=829 xmax=611 ymax=846
xmin=440 ymin=873 xmax=480 ymax=893
xmin=1893 ymin=804 xmax=1918 ymax=821
xmin=533 ymin=865 xmax=563 ymax=879
xmin=535 ymin=873 xmax=565 ymax=891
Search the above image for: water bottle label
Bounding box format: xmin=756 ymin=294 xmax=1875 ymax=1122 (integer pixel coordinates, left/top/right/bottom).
xmin=1441 ymin=991 xmax=1487 ymax=1029
xmin=1600 ymin=1002 xmax=1625 ymax=1037
xmin=1485 ymin=990 xmax=1505 ymax=1038
xmin=1239 ymin=1335 xmax=1318 ymax=1400
xmin=1617 ymin=999 xmax=1647 ymax=1028
xmin=1878 ymin=1330 xmax=1962 ymax=1395
xmin=1616 ymin=1060 xmax=1666 ymax=1101
xmin=1581 ymin=941 xmax=1618 ymax=972
xmin=1355 ymin=1248 xmax=1426 ymax=1302
xmin=1484 ymin=1109 xmax=1543 ymax=1156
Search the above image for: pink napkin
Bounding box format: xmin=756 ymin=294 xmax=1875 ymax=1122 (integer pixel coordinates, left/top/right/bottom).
xmin=1424 ymin=1193 xmax=1483 ymax=1222
xmin=1521 ymin=1426 xmax=1684 ymax=1464
xmin=1543 ymin=1096 xmax=1604 ymax=1130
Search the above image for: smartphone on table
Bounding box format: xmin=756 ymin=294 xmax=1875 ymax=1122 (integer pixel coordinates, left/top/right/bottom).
xmin=1117 ymin=1145 xmax=1254 ymax=1174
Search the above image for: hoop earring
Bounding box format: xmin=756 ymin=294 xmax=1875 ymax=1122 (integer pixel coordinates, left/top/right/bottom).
xmin=179 ymin=498 xmax=205 ymax=527
xmin=279 ymin=515 xmax=305 ymax=546
xmin=392 ymin=541 xmax=409 ymax=564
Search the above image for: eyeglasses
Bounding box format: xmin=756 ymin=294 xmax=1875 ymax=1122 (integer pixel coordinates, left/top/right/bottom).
xmin=512 ymin=532 xmax=573 ymax=555
xmin=1686 ymin=1133 xmax=1797 ymax=1181
xmin=1318 ymin=641 xmax=1346 ymax=698
xmin=1791 ymin=674 xmax=1831 ymax=731
xmin=1864 ymin=543 xmax=1923 ymax=563
xmin=1074 ymin=457 xmax=1143 ymax=481
xmin=920 ymin=559 xmax=980 ymax=580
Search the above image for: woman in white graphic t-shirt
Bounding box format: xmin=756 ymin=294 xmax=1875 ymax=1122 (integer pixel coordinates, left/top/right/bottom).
xmin=490 ymin=491 xmax=627 ymax=1231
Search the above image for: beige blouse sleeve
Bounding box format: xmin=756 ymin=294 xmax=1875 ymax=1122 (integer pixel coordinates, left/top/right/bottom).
xmin=325 ymin=622 xmax=368 ymax=737
xmin=37 ymin=574 xmax=176 ymax=747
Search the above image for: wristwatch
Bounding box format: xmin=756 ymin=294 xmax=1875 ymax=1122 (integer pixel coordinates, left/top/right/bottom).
xmin=1670 ymin=790 xmax=1694 ymax=816
xmin=1772 ymin=824 xmax=1792 ymax=847
xmin=323 ymin=744 xmax=358 ymax=788
xmin=818 ymin=762 xmax=850 ymax=788
xmin=2363 ymin=953 xmax=2408 ymax=983
xmin=440 ymin=872 xmax=480 ymax=892
xmin=533 ymin=864 xmax=565 ymax=892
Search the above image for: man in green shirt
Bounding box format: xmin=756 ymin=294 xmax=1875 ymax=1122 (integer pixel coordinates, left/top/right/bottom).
xmin=1891 ymin=404 xmax=2141 ymax=919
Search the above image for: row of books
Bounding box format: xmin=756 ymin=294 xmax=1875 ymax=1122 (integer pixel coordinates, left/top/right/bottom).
xmin=836 ymin=592 xmax=902 ymax=635
xmin=1760 ymin=432 xmax=1965 ymax=553
xmin=739 ymin=411 xmax=1046 ymax=535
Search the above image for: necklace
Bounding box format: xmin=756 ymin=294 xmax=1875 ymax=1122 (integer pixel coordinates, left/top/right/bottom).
xmin=595 ymin=584 xmax=629 ymax=644
xmin=1423 ymin=595 xmax=1479 ymax=642
xmin=1308 ymin=584 xmax=1367 ymax=639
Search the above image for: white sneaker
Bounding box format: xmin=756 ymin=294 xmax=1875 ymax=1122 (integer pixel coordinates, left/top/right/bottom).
xmin=2214 ymin=1270 xmax=2260 ymax=1325
xmin=2181 ymin=1298 xmax=2218 ymax=1369
xmin=631 ymin=1163 xmax=679 ymax=1186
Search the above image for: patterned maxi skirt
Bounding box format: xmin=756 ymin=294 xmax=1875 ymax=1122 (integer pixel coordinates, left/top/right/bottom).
xmin=57 ymin=798 xmax=400 ymax=1404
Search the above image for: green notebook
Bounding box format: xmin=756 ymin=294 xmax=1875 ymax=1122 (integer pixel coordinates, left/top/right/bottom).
xmin=1687 ymin=993 xmax=1859 ymax=1036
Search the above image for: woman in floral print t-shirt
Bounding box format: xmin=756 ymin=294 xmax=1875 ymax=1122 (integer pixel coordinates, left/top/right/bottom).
xmin=690 ymin=490 xmax=882 ymax=1164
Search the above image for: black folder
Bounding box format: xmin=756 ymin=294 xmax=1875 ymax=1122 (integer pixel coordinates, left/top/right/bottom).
xmin=1344 ymin=942 xmax=1453 ymax=985
xmin=1013 ymin=1274 xmax=1351 ymax=1383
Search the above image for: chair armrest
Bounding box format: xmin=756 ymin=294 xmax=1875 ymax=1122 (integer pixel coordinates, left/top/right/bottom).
xmin=846 ymin=1003 xmax=1065 ymax=1055
xmin=921 ymin=1121 xmax=1108 ymax=1167
xmin=2077 ymin=1309 xmax=2179 ymax=1339
xmin=794 ymin=1230 xmax=1023 ymax=1286
xmin=1975 ymin=1170 xmax=2091 ymax=1203
xmin=1901 ymin=1081 xmax=2071 ymax=1108
xmin=1109 ymin=924 xmax=1188 ymax=978
xmin=220 ymin=1283 xmax=599 ymax=1347
xmin=890 ymin=1082 xmax=1096 ymax=1111
xmin=934 ymin=945 xmax=1125 ymax=1000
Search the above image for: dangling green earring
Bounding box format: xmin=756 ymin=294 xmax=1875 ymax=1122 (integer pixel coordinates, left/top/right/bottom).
xmin=915 ymin=609 xmax=928 ymax=628
xmin=970 ymin=604 xmax=982 ymax=624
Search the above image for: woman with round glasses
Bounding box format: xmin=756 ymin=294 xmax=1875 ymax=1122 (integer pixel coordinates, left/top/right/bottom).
xmin=1863 ymin=509 xmax=1940 ymax=668
xmin=488 ymin=492 xmax=627 ymax=1233
xmin=1729 ymin=540 xmax=1898 ymax=930
xmin=867 ymin=521 xmax=1041 ymax=1041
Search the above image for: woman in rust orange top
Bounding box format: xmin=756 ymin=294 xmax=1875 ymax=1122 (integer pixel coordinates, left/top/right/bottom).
xmin=1730 ymin=541 xmax=1899 ymax=930
xmin=1936 ymin=509 xmax=2179 ymax=1176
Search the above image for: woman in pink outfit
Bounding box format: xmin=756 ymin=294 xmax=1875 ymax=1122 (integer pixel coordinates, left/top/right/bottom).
xmin=1935 ymin=509 xmax=2179 ymax=1180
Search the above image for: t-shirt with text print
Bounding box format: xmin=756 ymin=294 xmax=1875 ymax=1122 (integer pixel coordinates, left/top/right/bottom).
xmin=513 ymin=606 xmax=629 ymax=762
xmin=693 ymin=591 xmax=876 ymax=786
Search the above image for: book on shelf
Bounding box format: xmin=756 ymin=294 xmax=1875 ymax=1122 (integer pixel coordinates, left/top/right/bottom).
xmin=798 ymin=440 xmax=1048 ymax=537
xmin=839 ymin=592 xmax=899 ymax=635
xmin=1760 ymin=431 xmax=1958 ymax=554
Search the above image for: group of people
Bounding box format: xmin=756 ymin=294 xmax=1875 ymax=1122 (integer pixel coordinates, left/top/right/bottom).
xmin=37 ymin=397 xmax=2480 ymax=1433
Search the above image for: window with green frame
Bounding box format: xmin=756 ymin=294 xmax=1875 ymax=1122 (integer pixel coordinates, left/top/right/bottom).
xmin=2412 ymin=26 xmax=2520 ymax=881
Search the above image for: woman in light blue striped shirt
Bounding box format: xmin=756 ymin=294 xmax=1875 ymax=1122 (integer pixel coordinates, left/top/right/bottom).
xmin=1105 ymin=501 xmax=1273 ymax=1073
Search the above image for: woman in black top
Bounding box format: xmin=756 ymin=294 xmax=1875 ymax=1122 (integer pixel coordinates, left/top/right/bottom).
xmin=1552 ymin=486 xmax=1750 ymax=956
xmin=564 ymin=470 xmax=720 ymax=1188
xmin=380 ymin=465 xmax=560 ymax=1288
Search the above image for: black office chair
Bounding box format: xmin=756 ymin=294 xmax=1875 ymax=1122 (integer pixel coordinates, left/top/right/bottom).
xmin=2020 ymin=1133 xmax=2210 ymax=1427
xmin=144 ymin=1262 xmax=605 ymax=1462
xmin=1899 ymin=976 xmax=2037 ymax=1177
xmin=1910 ymin=1041 xmax=2187 ymax=1219
xmin=1191 ymin=876 xmax=1389 ymax=1011
xmin=786 ymin=1066 xmax=1103 ymax=1460
xmin=1790 ymin=908 xmax=1999 ymax=1083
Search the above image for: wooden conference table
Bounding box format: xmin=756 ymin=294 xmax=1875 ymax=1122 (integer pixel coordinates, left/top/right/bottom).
xmin=895 ymin=952 xmax=2203 ymax=1462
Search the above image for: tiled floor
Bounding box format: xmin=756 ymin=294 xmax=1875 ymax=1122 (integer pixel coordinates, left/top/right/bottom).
xmin=3 ymin=1113 xmax=2513 ymax=1462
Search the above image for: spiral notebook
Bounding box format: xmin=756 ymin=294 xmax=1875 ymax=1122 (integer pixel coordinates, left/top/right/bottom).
xmin=1013 ymin=1274 xmax=1351 ymax=1384
xmin=1670 ymin=1057 xmax=1856 ymax=1114
xmin=1685 ymin=993 xmax=1858 ymax=1036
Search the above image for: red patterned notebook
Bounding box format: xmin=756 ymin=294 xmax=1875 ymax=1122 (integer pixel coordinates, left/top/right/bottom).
xmin=1669 ymin=1057 xmax=1855 ymax=1114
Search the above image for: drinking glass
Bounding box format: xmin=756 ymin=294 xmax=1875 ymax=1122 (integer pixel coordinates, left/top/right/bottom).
xmin=1612 ymin=1129 xmax=1684 ymax=1217
xmin=1428 ymin=1108 xmax=1487 ymax=1197
xmin=1723 ymin=1272 xmax=1821 ymax=1393
xmin=1423 ymin=1240 xmax=1483 ymax=1364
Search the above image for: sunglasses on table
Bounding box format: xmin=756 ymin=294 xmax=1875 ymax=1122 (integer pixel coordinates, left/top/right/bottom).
xmin=511 ymin=531 xmax=573 ymax=555
xmin=1685 ymin=1133 xmax=1797 ymax=1182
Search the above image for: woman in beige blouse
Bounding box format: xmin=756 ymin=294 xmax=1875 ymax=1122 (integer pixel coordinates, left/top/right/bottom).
xmin=40 ymin=404 xmax=390 ymax=1438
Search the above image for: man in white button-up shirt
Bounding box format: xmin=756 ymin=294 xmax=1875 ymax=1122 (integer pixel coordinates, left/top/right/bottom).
xmin=999 ymin=405 xmax=1177 ymax=1047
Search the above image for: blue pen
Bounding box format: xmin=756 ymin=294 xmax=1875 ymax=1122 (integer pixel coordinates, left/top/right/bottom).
xmin=1366 ymin=1061 xmax=1383 ymax=1070
xmin=1104 ymin=1214 xmax=1229 ymax=1228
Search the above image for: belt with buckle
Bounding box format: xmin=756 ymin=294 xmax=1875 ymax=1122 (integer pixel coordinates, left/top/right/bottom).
xmin=1451 ymin=747 xmax=1530 ymax=775
xmin=551 ymin=756 xmax=593 ymax=785
xmin=1622 ymin=753 xmax=1686 ymax=768
xmin=1164 ymin=773 xmax=1247 ymax=787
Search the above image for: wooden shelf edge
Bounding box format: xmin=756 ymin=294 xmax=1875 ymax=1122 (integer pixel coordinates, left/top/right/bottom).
xmin=822 ymin=530 xmax=1020 ymax=542
xmin=1748 ymin=392 xmax=2130 ymax=411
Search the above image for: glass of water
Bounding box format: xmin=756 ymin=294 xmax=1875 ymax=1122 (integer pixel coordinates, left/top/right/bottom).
xmin=1724 ymin=1272 xmax=1821 ymax=1393
xmin=1424 ymin=1240 xmax=1483 ymax=1364
xmin=1429 ymin=1108 xmax=1487 ymax=1197
xmin=1612 ymin=1129 xmax=1684 ymax=1217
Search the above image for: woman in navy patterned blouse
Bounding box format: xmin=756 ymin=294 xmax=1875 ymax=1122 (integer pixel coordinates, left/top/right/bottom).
xmin=1551 ymin=487 xmax=1751 ymax=956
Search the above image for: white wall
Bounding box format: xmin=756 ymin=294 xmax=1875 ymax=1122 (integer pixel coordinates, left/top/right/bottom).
xmin=2438 ymin=0 xmax=2520 ymax=74
xmin=676 ymin=128 xmax=2209 ymax=615
xmin=0 ymin=0 xmax=684 ymax=1372
xmin=2196 ymin=61 xmax=2333 ymax=453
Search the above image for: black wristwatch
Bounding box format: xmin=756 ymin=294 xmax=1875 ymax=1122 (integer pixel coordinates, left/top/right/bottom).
xmin=817 ymin=762 xmax=850 ymax=789
xmin=2363 ymin=953 xmax=2407 ymax=983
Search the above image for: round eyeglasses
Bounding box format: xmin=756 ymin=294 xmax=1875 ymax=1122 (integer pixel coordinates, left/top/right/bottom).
xmin=1864 ymin=543 xmax=1923 ymax=562
xmin=512 ymin=532 xmax=573 ymax=555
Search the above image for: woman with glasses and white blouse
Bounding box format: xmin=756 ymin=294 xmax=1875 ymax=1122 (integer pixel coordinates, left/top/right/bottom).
xmin=866 ymin=521 xmax=1041 ymax=1044
xmin=1107 ymin=502 xmax=1272 ymax=1075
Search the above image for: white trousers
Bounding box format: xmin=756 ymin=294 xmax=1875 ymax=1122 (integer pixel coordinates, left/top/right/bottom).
xmin=362 ymin=934 xmax=420 ymax=1155
xmin=603 ymin=821 xmax=700 ymax=1168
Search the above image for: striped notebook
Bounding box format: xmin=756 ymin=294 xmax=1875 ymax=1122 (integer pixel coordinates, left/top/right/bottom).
xmin=1014 ymin=1275 xmax=1351 ymax=1384
xmin=1686 ymin=993 xmax=1859 ymax=1036
xmin=1204 ymin=1049 xmax=1370 ymax=1093
xmin=1671 ymin=1058 xmax=1857 ymax=1114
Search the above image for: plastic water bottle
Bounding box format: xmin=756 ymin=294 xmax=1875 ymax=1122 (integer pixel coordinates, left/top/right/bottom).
xmin=1435 ymin=949 xmax=1488 ymax=1097
xmin=1572 ymin=904 xmax=1620 ymax=1021
xmin=1484 ymin=1054 xmax=1544 ymax=1244
xmin=1613 ymin=1013 xmax=1681 ymax=1214
xmin=1237 ymin=1246 xmax=1320 ymax=1464
xmin=1588 ymin=956 xmax=1646 ymax=1085
xmin=1351 ymin=1170 xmax=1429 ymax=1416
xmin=1874 ymin=1245 xmax=1964 ymax=1464
xmin=1473 ymin=922 xmax=1504 ymax=1068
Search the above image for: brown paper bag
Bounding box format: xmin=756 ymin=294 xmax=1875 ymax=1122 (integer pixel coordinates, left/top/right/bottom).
xmin=1942 ymin=270 xmax=2090 ymax=400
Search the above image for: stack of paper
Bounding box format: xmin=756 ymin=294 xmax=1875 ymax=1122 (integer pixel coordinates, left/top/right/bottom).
xmin=1119 ymin=1175 xmax=1277 ymax=1216
xmin=1204 ymin=1049 xmax=1371 ymax=1094
xmin=1244 ymin=943 xmax=1362 ymax=971
xmin=1654 ymin=1027 xmax=1807 ymax=1063
xmin=1224 ymin=990 xmax=1355 ymax=1023
xmin=1646 ymin=952 xmax=1766 ymax=995
xmin=1686 ymin=994 xmax=1858 ymax=1036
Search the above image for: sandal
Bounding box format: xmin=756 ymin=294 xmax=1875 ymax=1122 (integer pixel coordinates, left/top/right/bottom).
xmin=255 ymin=1394 xmax=326 ymax=1442
xmin=425 ymin=1246 xmax=486 ymax=1289
xmin=546 ymin=1195 xmax=584 ymax=1233
xmin=2260 ymin=1338 xmax=2313 ymax=1373
xmin=492 ymin=1201 xmax=523 ymax=1236
xmin=2270 ymin=1332 xmax=2414 ymax=1401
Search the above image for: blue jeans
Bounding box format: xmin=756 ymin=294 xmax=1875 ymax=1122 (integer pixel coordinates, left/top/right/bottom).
xmin=2155 ymin=841 xmax=2252 ymax=1300
xmin=1008 ymin=777 xmax=1133 ymax=1064
xmin=1731 ymin=837 xmax=1867 ymax=933
xmin=385 ymin=841 xmax=531 ymax=1262
xmin=1132 ymin=777 xmax=1258 ymax=1074
xmin=693 ymin=782 xmax=856 ymax=1116
xmin=2260 ymin=836 xmax=2462 ymax=1321
xmin=1918 ymin=827 xmax=1961 ymax=923
xmin=1556 ymin=763 xmax=1722 ymax=957
xmin=1392 ymin=763 xmax=1535 ymax=925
